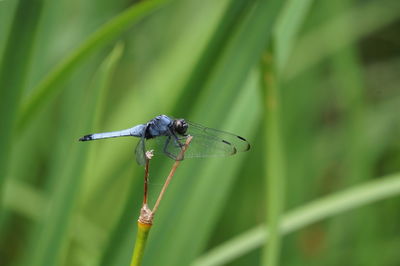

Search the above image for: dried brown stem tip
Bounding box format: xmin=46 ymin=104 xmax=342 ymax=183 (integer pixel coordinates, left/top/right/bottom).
xmin=142 ymin=150 xmax=153 ymax=205
xmin=151 ymin=136 xmax=193 ymax=216
xmin=138 ymin=136 xmax=193 ymax=224
xmin=138 ymin=204 xmax=153 ymax=224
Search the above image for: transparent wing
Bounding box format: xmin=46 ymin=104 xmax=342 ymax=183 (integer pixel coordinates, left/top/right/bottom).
xmin=160 ymin=121 xmax=250 ymax=160
xmin=164 ymin=134 xmax=237 ymax=160
xmin=140 ymin=134 xmax=234 ymax=161
xmin=134 ymin=137 xmax=146 ymax=166
xmin=139 ymin=136 xmax=177 ymax=160
xmin=185 ymin=121 xmax=250 ymax=153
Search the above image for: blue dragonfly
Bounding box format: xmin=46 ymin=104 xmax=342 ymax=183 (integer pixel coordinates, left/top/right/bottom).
xmin=79 ymin=115 xmax=250 ymax=165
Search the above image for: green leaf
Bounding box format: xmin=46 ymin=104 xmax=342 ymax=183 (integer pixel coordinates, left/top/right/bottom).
xmin=286 ymin=0 xmax=400 ymax=79
xmin=16 ymin=0 xmax=169 ymax=131
xmin=273 ymin=0 xmax=314 ymax=73
xmin=0 ymin=0 xmax=44 ymax=204
xmin=23 ymin=43 xmax=124 ymax=266
xmin=193 ymin=173 xmax=400 ymax=266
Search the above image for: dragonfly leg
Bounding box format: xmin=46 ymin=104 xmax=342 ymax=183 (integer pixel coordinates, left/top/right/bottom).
xmin=163 ymin=136 xmax=181 ymax=160
xmin=164 ymin=130 xmax=185 ymax=161
xmin=166 ymin=128 xmax=185 ymax=147
xmin=173 ymin=134 xmax=185 ymax=160
xmin=171 ymin=131 xmax=185 ymax=147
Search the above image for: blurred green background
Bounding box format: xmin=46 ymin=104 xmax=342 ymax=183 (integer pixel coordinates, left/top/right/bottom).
xmin=1 ymin=0 xmax=400 ymax=265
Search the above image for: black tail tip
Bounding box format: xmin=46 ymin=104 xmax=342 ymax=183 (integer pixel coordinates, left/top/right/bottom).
xmin=79 ymin=135 xmax=93 ymax=141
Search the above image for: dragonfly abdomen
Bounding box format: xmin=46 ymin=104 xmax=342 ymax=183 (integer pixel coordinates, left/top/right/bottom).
xmin=79 ymin=124 xmax=145 ymax=141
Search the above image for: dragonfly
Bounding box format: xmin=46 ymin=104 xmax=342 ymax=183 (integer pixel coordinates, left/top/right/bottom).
xmin=79 ymin=114 xmax=250 ymax=165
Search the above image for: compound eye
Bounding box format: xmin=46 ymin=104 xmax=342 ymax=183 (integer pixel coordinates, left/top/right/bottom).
xmin=174 ymin=119 xmax=188 ymax=135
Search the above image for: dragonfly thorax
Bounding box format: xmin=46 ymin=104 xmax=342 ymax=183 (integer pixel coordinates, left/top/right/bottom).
xmin=144 ymin=115 xmax=174 ymax=139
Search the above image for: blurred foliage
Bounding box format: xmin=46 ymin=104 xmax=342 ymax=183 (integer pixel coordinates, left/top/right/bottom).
xmin=1 ymin=0 xmax=400 ymax=266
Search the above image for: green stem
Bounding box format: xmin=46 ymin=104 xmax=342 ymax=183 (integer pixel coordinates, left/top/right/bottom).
xmin=130 ymin=136 xmax=193 ymax=265
xmin=262 ymin=50 xmax=285 ymax=266
xmin=131 ymin=222 xmax=152 ymax=266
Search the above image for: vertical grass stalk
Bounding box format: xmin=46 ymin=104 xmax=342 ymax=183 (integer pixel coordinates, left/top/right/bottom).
xmin=261 ymin=50 xmax=286 ymax=266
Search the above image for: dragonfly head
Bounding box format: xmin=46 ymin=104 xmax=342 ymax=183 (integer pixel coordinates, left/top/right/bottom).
xmin=173 ymin=119 xmax=188 ymax=135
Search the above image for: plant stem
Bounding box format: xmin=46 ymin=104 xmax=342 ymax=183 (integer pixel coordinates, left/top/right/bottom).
xmin=143 ymin=153 xmax=151 ymax=205
xmin=151 ymin=136 xmax=193 ymax=216
xmin=130 ymin=222 xmax=152 ymax=266
xmin=262 ymin=50 xmax=285 ymax=266
xmin=129 ymin=136 xmax=193 ymax=266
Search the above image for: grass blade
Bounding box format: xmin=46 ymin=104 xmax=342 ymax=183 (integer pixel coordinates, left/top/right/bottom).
xmin=141 ymin=1 xmax=284 ymax=265
xmin=193 ymin=172 xmax=400 ymax=266
xmin=16 ymin=0 xmax=169 ymax=131
xmin=286 ymin=0 xmax=400 ymax=79
xmin=0 ymin=0 xmax=44 ymax=203
xmin=23 ymin=43 xmax=124 ymax=266
xmin=273 ymin=0 xmax=314 ymax=73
